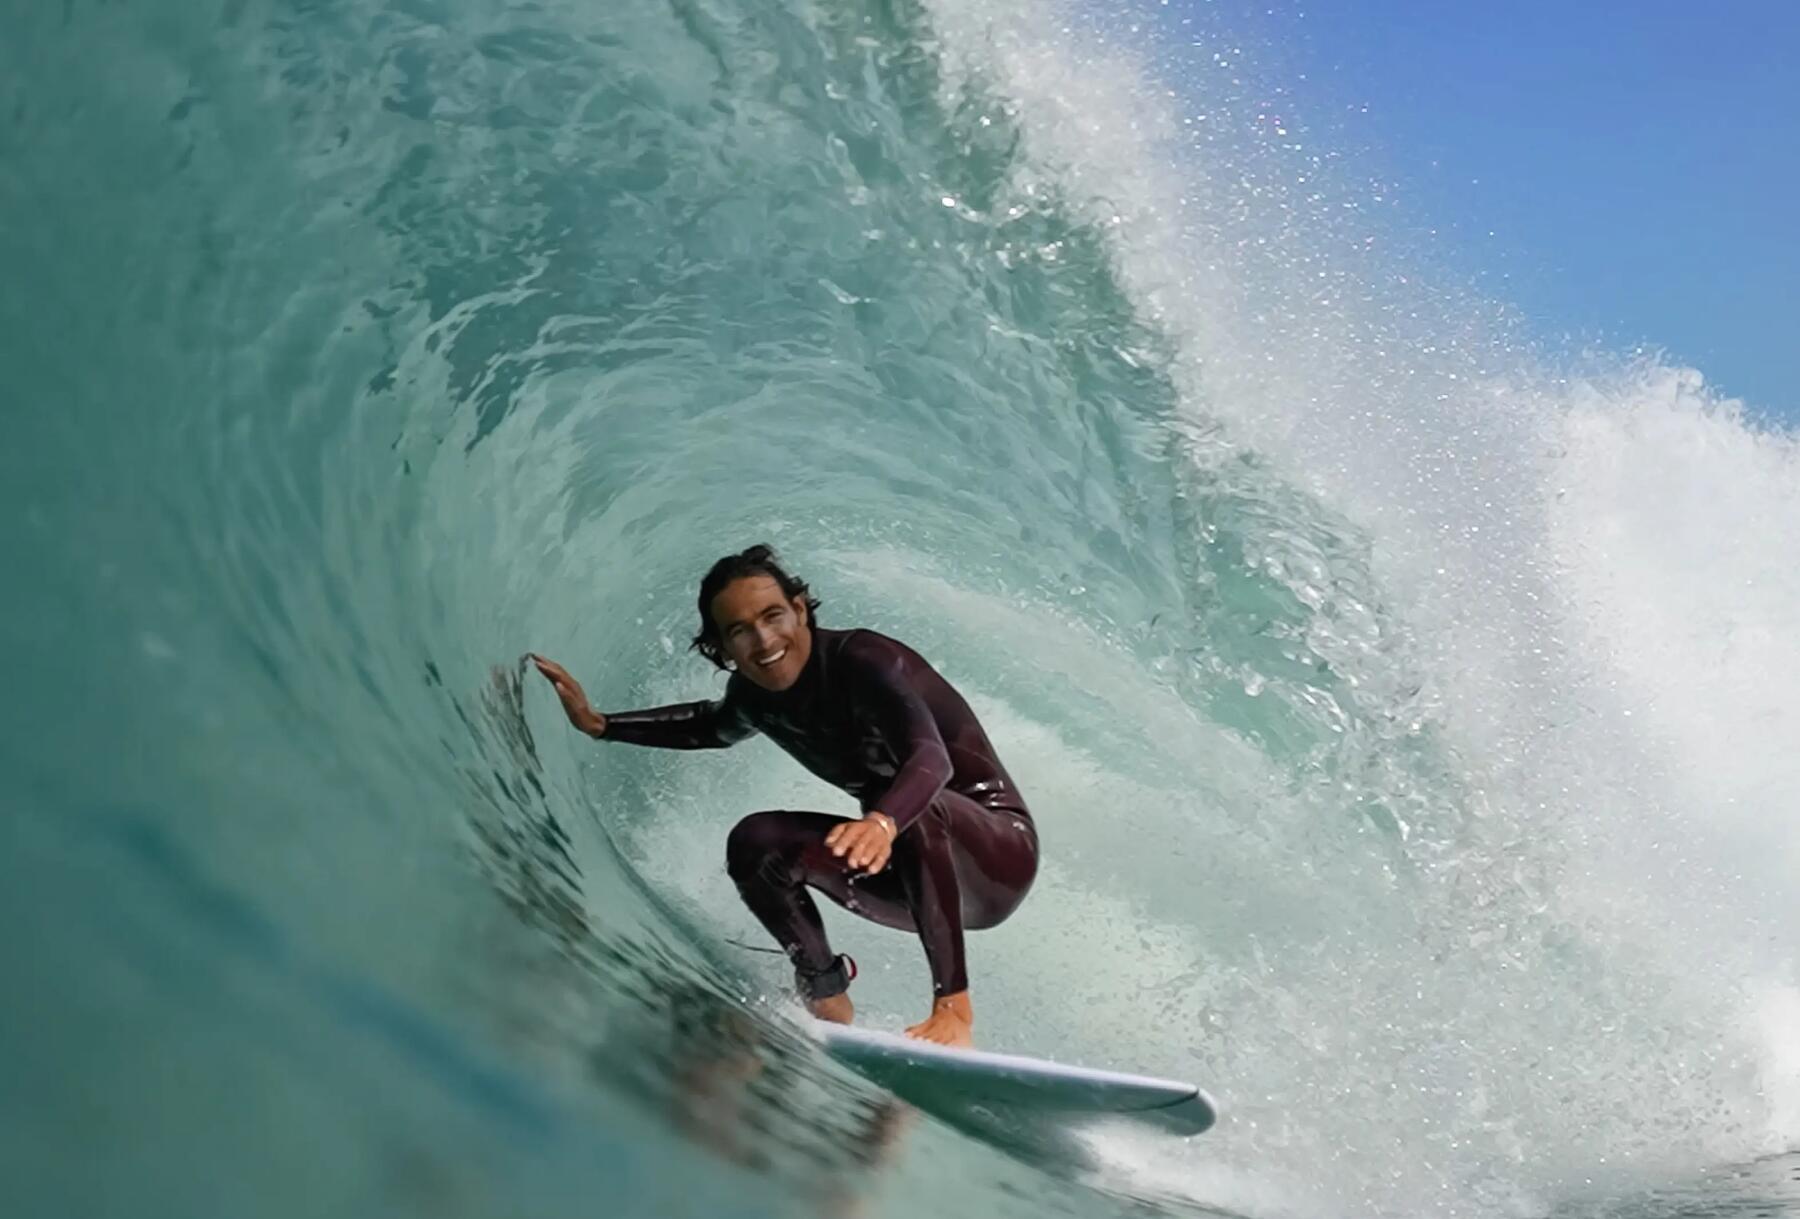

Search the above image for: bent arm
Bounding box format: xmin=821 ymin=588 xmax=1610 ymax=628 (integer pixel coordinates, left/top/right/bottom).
xmin=852 ymin=644 xmax=953 ymax=833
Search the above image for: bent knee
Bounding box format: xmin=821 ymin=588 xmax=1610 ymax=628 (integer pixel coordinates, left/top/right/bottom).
xmin=725 ymin=810 xmax=800 ymax=880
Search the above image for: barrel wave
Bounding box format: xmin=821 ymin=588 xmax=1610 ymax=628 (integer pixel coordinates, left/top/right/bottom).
xmin=3 ymin=1 xmax=1797 ymax=1217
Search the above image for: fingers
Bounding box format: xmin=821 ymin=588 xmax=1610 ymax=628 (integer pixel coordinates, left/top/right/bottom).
xmin=830 ymin=824 xmax=890 ymax=874
xmin=530 ymin=657 xmax=584 ymax=706
xmin=856 ymin=835 xmax=890 ymax=874
xmin=849 ymin=838 xmax=876 ymax=871
xmin=826 ymin=821 xmax=861 ymax=859
xmin=826 ymin=821 xmax=869 ymax=855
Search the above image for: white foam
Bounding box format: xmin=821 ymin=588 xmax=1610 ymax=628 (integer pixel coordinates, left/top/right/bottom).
xmin=911 ymin=0 xmax=1800 ymax=1212
xmin=1550 ymin=367 xmax=1800 ymax=879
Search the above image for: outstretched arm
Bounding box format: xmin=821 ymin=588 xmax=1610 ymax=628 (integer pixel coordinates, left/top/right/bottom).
xmin=529 ymin=654 xmax=756 ymax=749
xmin=604 ymin=698 xmax=755 ymax=750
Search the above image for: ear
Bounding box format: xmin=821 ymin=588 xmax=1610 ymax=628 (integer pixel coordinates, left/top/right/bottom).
xmin=792 ymin=595 xmax=809 ymax=627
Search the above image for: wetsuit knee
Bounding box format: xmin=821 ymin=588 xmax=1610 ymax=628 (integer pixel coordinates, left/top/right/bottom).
xmin=725 ymin=810 xmax=792 ymax=882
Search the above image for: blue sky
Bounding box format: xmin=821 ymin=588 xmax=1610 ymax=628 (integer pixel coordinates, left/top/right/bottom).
xmin=1164 ymin=1 xmax=1798 ymax=422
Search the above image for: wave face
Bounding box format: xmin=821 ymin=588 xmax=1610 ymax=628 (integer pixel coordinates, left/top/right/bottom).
xmin=3 ymin=1 xmax=1796 ymax=1217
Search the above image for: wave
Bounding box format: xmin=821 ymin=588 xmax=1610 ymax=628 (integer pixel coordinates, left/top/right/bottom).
xmin=1 ymin=0 xmax=1795 ymax=1216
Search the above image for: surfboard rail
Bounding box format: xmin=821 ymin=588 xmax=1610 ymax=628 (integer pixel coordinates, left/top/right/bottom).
xmin=811 ymin=1020 xmax=1218 ymax=1135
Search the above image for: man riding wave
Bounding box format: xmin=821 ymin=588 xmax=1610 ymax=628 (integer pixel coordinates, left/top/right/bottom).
xmin=532 ymin=545 xmax=1039 ymax=1047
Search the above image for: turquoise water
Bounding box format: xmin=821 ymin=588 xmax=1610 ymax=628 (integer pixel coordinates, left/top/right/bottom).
xmin=4 ymin=1 xmax=1798 ymax=1216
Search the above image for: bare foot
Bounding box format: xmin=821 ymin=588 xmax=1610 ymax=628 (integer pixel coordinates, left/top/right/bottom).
xmin=808 ymin=992 xmax=854 ymax=1025
xmin=904 ymin=991 xmax=973 ymax=1047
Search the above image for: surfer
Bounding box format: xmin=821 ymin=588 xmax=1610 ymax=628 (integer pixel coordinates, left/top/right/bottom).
xmin=530 ymin=544 xmax=1038 ymax=1047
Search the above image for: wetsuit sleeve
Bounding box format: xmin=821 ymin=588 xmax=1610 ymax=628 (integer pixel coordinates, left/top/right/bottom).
xmin=845 ymin=637 xmax=953 ymax=833
xmin=602 ymin=681 xmax=758 ymax=750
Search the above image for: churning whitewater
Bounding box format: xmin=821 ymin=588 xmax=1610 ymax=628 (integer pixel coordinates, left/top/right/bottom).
xmin=2 ymin=1 xmax=1796 ymax=1218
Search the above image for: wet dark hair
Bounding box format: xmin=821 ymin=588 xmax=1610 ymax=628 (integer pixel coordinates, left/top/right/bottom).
xmin=690 ymin=544 xmax=821 ymax=671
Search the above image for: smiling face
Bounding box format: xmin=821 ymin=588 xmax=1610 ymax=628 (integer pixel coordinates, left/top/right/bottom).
xmin=711 ymin=574 xmax=813 ymax=692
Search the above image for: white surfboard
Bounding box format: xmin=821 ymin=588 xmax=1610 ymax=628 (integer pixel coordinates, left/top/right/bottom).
xmin=812 ymin=1020 xmax=1217 ymax=1136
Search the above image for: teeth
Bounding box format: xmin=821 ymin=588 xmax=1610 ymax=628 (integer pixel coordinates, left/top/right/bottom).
xmin=757 ymin=648 xmax=787 ymax=665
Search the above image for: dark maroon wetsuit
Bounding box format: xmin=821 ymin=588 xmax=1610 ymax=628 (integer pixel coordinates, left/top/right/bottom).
xmin=602 ymin=627 xmax=1038 ymax=999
